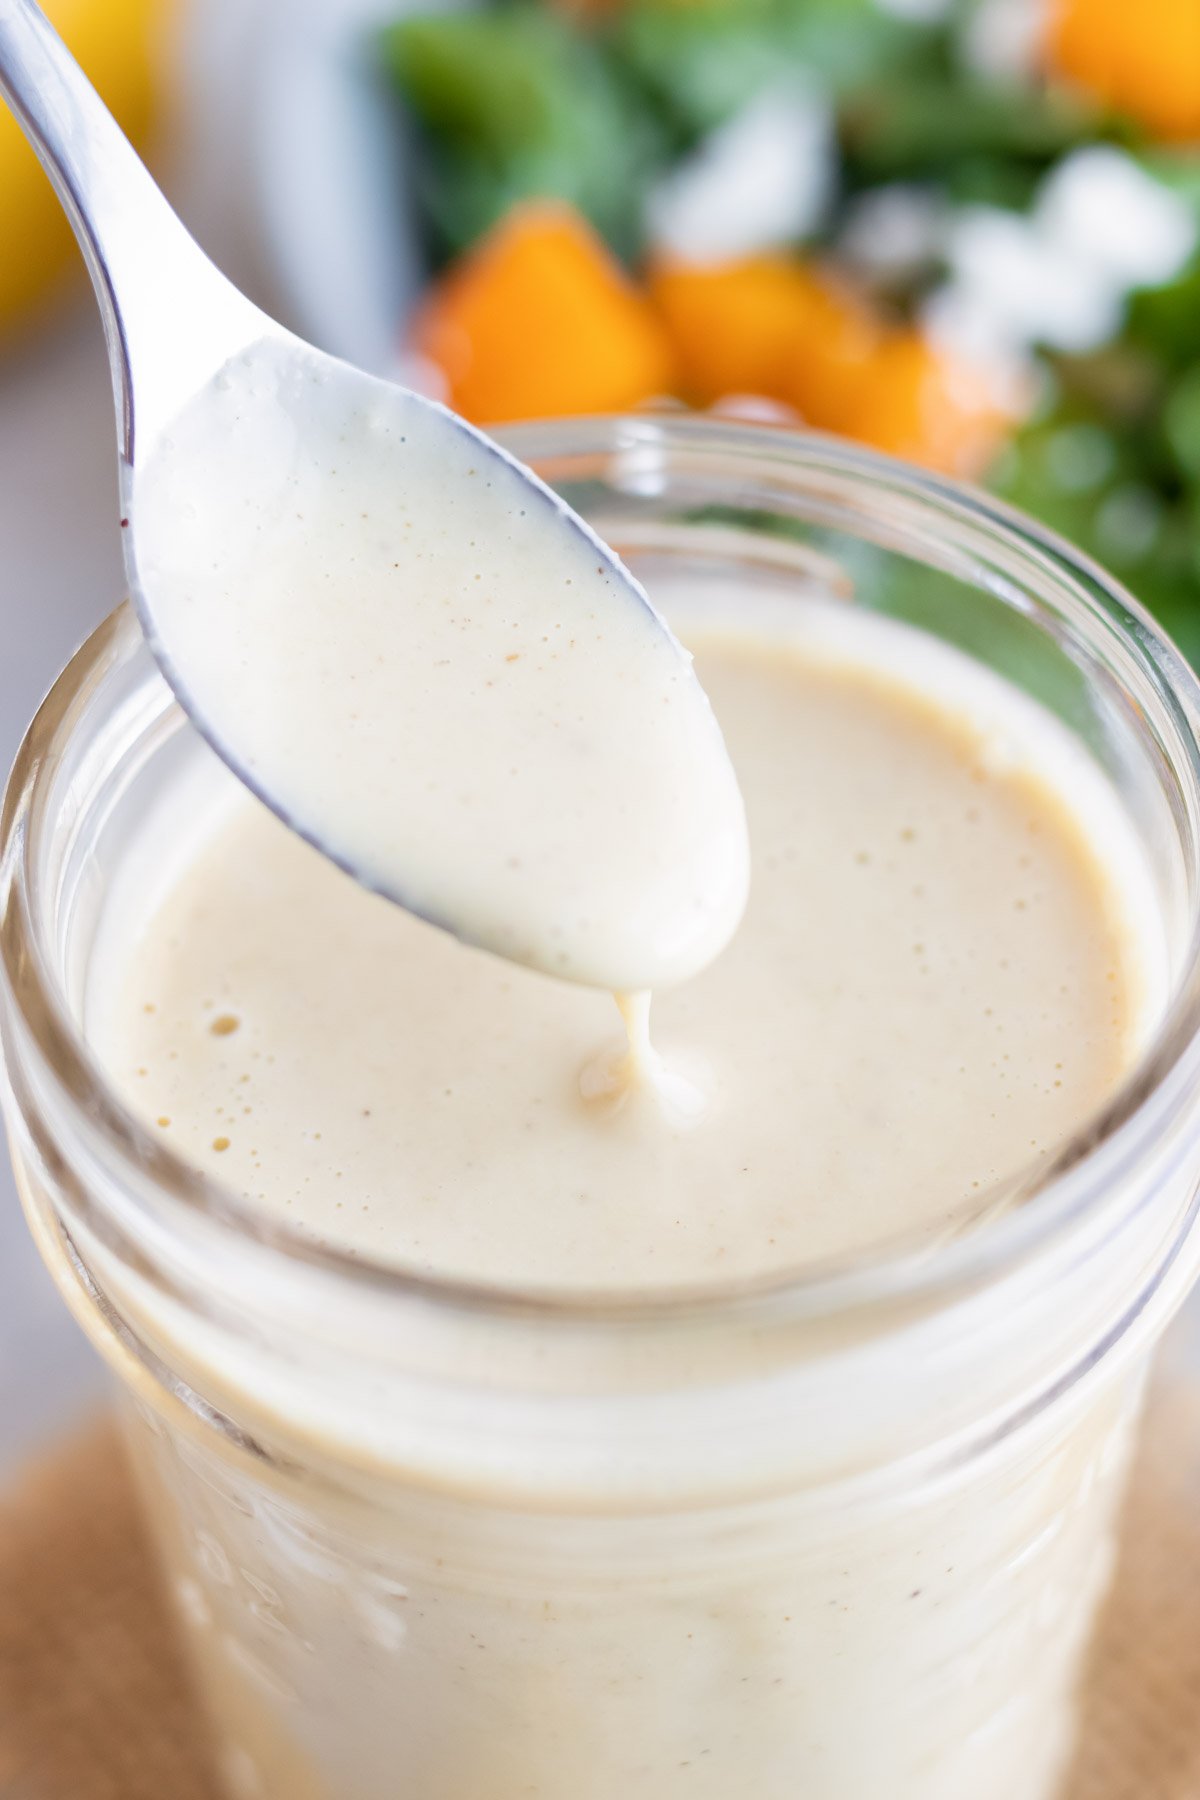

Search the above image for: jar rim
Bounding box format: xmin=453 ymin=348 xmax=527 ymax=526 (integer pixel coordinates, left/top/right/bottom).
xmin=6 ymin=413 xmax=1200 ymax=1332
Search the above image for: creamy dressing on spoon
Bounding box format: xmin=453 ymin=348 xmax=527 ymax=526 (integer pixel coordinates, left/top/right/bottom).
xmin=131 ymin=339 xmax=749 ymax=993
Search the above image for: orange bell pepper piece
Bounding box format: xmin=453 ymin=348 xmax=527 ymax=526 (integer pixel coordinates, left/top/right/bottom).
xmin=839 ymin=332 xmax=1013 ymax=481
xmin=1046 ymin=0 xmax=1200 ymax=142
xmin=410 ymin=202 xmax=676 ymax=424
xmin=648 ymin=255 xmax=822 ymax=406
xmin=651 ymin=252 xmax=1010 ymax=477
xmin=774 ymin=271 xmax=889 ymax=438
xmin=650 ymin=255 xmax=888 ymax=429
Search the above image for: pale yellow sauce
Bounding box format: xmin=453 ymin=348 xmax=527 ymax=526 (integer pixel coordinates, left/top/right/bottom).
xmin=92 ymin=598 xmax=1157 ymax=1291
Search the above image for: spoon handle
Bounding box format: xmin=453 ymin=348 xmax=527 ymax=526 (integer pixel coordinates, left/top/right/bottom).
xmin=0 ymin=0 xmax=264 ymax=460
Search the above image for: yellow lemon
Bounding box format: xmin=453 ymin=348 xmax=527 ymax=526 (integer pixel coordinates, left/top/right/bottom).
xmin=0 ymin=0 xmax=172 ymax=333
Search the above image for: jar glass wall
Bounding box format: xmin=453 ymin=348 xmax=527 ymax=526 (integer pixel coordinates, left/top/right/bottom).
xmin=5 ymin=419 xmax=1200 ymax=1800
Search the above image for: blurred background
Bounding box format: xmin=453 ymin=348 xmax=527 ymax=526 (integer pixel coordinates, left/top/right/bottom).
xmin=3 ymin=0 xmax=1200 ymax=1472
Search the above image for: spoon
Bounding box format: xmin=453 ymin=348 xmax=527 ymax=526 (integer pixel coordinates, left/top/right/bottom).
xmin=0 ymin=0 xmax=748 ymax=992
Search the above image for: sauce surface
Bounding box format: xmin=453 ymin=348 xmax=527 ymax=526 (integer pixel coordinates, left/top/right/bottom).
xmin=91 ymin=593 xmax=1159 ymax=1291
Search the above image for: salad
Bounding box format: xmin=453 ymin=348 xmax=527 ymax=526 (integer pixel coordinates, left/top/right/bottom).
xmin=383 ymin=0 xmax=1200 ymax=657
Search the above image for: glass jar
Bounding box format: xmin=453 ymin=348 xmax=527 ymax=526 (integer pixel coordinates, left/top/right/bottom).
xmin=5 ymin=418 xmax=1200 ymax=1800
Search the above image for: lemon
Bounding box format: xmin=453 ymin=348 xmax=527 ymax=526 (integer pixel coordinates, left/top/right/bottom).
xmin=0 ymin=0 xmax=172 ymax=334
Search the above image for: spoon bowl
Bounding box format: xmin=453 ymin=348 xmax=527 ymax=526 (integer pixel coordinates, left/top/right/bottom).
xmin=0 ymin=0 xmax=750 ymax=991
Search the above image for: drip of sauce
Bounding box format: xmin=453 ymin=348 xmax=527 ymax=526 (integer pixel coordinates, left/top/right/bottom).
xmin=579 ymin=992 xmax=710 ymax=1125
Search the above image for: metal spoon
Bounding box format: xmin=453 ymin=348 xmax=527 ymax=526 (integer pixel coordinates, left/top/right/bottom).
xmin=0 ymin=0 xmax=749 ymax=991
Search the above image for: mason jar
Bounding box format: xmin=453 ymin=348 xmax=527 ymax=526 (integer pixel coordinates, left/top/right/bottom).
xmin=4 ymin=419 xmax=1200 ymax=1800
